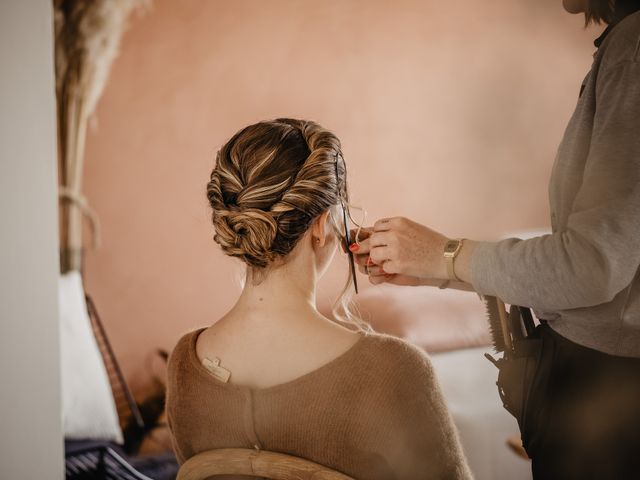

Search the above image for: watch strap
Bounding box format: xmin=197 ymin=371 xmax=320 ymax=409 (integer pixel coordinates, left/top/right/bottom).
xmin=444 ymin=238 xmax=464 ymax=282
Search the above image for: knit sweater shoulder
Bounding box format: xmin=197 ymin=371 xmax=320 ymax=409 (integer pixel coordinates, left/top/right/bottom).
xmin=166 ymin=328 xmax=473 ymax=480
xmin=471 ymin=11 xmax=640 ymax=358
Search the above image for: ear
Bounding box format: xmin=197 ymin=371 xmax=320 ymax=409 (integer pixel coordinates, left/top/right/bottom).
xmin=311 ymin=210 xmax=331 ymax=247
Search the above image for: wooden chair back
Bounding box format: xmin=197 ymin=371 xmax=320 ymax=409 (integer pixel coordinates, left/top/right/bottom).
xmin=85 ymin=294 xmax=146 ymax=450
xmin=177 ymin=448 xmax=355 ymax=480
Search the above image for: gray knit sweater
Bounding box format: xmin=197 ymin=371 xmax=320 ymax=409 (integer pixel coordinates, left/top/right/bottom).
xmin=471 ymin=11 xmax=640 ymax=358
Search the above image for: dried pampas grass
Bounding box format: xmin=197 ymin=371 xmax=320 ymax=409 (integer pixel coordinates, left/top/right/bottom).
xmin=55 ymin=0 xmax=150 ymax=273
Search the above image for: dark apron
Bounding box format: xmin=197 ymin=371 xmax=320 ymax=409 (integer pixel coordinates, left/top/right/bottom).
xmin=499 ymin=320 xmax=640 ymax=480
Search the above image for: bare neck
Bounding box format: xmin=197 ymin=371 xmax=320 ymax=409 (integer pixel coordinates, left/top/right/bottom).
xmin=233 ymin=248 xmax=320 ymax=322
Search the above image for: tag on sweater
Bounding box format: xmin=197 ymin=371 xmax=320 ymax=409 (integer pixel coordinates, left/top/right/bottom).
xmin=202 ymin=357 xmax=231 ymax=383
xmin=203 ymin=357 xmax=220 ymax=368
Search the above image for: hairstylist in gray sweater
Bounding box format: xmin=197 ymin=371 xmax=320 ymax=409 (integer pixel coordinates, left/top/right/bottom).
xmin=352 ymin=1 xmax=640 ymax=479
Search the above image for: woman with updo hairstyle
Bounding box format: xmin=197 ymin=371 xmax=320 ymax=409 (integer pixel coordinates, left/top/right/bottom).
xmin=165 ymin=118 xmax=472 ymax=479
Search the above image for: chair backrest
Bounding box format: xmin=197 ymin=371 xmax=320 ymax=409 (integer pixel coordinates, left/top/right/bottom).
xmin=85 ymin=295 xmax=145 ymax=434
xmin=177 ymin=448 xmax=355 ymax=480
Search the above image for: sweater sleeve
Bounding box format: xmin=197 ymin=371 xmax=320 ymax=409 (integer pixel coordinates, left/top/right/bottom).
xmin=165 ymin=340 xmax=188 ymax=465
xmin=470 ymin=60 xmax=640 ymax=311
xmin=384 ymin=340 xmax=473 ymax=480
xmin=166 ymin=409 xmax=186 ymax=465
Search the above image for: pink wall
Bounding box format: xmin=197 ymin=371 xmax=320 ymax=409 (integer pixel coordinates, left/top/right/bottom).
xmin=83 ymin=0 xmax=599 ymax=389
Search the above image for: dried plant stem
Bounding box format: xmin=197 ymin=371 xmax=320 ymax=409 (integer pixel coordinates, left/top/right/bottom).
xmin=55 ymin=0 xmax=149 ymax=273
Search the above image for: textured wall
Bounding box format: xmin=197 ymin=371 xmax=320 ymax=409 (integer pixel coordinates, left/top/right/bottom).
xmin=83 ymin=0 xmax=599 ymax=388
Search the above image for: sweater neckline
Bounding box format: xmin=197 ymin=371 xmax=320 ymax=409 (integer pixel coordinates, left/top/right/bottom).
xmin=594 ymin=8 xmax=640 ymax=48
xmin=187 ymin=326 xmax=369 ymax=394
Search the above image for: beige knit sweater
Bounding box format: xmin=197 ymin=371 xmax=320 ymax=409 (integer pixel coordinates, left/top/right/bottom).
xmin=166 ymin=328 xmax=473 ymax=479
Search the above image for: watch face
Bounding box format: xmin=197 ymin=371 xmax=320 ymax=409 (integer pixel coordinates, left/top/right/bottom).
xmin=444 ymin=240 xmax=459 ymax=253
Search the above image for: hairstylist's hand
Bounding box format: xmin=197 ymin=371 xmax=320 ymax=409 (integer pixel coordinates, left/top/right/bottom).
xmin=348 ymin=217 xmax=477 ymax=291
xmin=350 ymin=217 xmax=451 ymax=282
xmin=353 ymin=217 xmax=448 ymax=279
xmin=348 ymin=227 xmax=424 ymax=286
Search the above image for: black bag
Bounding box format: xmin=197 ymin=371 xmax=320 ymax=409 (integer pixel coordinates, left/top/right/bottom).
xmin=485 ymin=305 xmax=551 ymax=457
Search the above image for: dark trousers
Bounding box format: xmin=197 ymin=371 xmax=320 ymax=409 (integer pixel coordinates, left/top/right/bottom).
xmin=526 ymin=322 xmax=640 ymax=480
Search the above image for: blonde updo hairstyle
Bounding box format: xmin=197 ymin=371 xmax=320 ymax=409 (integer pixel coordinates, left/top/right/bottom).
xmin=206 ymin=118 xmax=368 ymax=331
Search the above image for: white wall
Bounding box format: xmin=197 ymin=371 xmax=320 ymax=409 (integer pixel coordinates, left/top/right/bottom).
xmin=0 ymin=1 xmax=63 ymax=478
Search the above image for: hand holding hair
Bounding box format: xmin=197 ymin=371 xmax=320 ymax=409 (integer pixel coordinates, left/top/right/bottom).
xmin=349 ymin=217 xmax=477 ymax=291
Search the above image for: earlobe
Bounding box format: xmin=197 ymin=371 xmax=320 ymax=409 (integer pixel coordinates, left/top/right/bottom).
xmin=312 ymin=210 xmax=331 ymax=248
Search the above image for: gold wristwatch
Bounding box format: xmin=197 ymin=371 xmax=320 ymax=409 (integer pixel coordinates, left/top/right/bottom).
xmin=443 ymin=238 xmax=465 ymax=282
